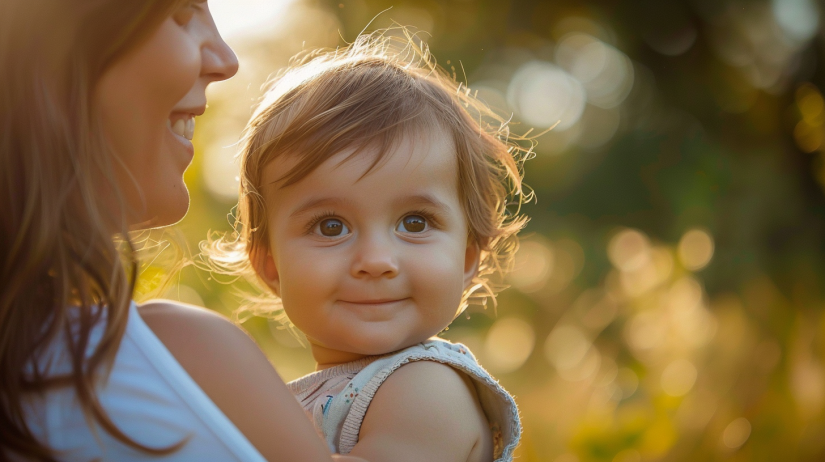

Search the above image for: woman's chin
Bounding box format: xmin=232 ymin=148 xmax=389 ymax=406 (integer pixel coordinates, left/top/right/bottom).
xmin=154 ymin=203 xmax=190 ymax=228
xmin=129 ymin=193 xmax=190 ymax=230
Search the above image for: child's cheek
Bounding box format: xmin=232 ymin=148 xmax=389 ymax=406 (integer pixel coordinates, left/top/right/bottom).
xmin=281 ymin=252 xmax=338 ymax=296
xmin=406 ymin=243 xmax=466 ymax=309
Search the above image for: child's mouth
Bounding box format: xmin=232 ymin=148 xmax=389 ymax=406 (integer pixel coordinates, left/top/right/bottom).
xmin=341 ymin=298 xmax=407 ymax=305
xmin=337 ymin=299 xmax=410 ymax=321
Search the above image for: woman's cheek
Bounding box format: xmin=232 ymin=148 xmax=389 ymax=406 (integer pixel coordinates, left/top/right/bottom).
xmin=139 ymin=18 xmax=201 ymax=105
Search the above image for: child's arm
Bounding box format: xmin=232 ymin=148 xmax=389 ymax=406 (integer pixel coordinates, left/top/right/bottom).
xmin=347 ymin=361 xmax=493 ymax=462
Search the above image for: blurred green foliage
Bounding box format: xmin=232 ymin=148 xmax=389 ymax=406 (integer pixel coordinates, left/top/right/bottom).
xmin=136 ymin=0 xmax=825 ymax=460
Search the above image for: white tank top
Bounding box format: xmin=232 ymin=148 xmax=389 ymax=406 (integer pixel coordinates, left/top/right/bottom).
xmin=16 ymin=302 xmax=266 ymax=461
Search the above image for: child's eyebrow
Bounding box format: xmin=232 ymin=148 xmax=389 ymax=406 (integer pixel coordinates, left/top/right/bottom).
xmin=289 ymin=194 xmax=453 ymax=219
xmin=289 ymin=197 xmax=348 ymax=218
xmin=394 ymin=194 xmax=453 ymax=213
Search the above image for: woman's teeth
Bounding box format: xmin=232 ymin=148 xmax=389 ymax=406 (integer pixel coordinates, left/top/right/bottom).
xmin=168 ymin=117 xmax=195 ymax=140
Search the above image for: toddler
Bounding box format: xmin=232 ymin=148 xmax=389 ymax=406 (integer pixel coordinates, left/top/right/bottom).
xmin=209 ymin=30 xmax=530 ymax=462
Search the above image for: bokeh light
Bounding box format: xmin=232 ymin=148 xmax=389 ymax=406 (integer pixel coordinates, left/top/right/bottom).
xmin=608 ymin=229 xmax=651 ymax=272
xmin=771 ymin=0 xmax=819 ymax=43
xmin=484 ymin=318 xmax=536 ymax=374
xmin=509 ymin=239 xmax=554 ymax=292
xmin=624 ymin=310 xmax=667 ymax=358
xmin=508 ymin=61 xmax=586 ymax=130
xmin=791 ymin=357 xmax=825 ymax=417
xmin=660 ymin=359 xmax=697 ymax=397
xmin=721 ymin=417 xmax=752 ymax=450
xmin=677 ymin=229 xmax=714 ymax=271
xmin=556 ymin=33 xmax=634 ymax=109
xmin=794 ymin=83 xmax=825 ymax=153
xmin=545 ymin=325 xmax=601 ymax=382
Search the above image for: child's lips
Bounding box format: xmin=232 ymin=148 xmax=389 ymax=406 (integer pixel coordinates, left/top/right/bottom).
xmin=340 ymin=298 xmax=408 ymax=305
xmin=337 ymin=298 xmax=410 ymax=321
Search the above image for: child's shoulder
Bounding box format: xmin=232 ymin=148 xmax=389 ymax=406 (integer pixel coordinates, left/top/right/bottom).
xmin=376 ymin=340 xmax=485 ymax=407
xmin=355 ymin=359 xmax=492 ymax=462
xmin=341 ymin=339 xmax=520 ymax=461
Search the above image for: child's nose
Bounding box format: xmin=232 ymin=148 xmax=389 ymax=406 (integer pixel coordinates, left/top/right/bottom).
xmin=350 ymin=236 xmax=399 ymax=279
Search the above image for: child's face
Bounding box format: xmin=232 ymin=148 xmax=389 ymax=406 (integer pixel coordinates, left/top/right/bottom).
xmin=255 ymin=128 xmax=478 ymax=365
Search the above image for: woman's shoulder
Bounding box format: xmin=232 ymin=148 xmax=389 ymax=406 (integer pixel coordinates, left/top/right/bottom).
xmin=138 ymin=299 xmax=249 ymax=346
xmin=138 ymin=298 xmax=234 ymax=324
xmin=136 ymin=299 xmax=336 ymax=461
xmin=136 ymin=299 xmax=272 ymax=406
xmin=137 ymin=300 xmax=263 ymax=386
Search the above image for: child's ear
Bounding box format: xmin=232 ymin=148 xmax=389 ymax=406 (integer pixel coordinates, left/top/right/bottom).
xmin=250 ymin=244 xmax=281 ymax=297
xmin=463 ymin=240 xmax=481 ymax=289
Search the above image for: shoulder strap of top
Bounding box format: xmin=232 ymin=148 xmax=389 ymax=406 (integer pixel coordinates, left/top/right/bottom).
xmin=323 ymin=339 xmax=521 ymax=461
xmin=129 ymin=303 xmax=267 ymax=462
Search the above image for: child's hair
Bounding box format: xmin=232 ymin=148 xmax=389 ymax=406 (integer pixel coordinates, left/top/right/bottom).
xmin=205 ymin=28 xmax=532 ymax=318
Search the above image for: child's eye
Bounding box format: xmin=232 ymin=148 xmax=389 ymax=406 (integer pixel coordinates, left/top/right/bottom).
xmin=315 ymin=218 xmax=350 ymax=237
xmin=396 ymin=215 xmax=428 ymax=233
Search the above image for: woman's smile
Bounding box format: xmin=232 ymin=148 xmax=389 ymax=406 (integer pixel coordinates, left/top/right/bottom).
xmin=167 ymin=107 xmax=204 ymax=159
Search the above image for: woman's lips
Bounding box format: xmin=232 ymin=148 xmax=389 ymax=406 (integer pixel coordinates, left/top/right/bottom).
xmin=167 ymin=105 xmax=205 ymax=142
xmin=167 ymin=115 xmax=195 ymax=140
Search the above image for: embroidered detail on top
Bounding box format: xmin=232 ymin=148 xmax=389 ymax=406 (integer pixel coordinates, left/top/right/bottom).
xmin=322 ymin=395 xmax=334 ymax=417
xmin=344 ymin=383 xmax=359 ymax=404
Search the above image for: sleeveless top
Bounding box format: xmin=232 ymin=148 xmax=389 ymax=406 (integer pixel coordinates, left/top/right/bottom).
xmin=287 ymin=339 xmax=521 ymax=462
xmin=14 ymin=302 xmax=266 ymax=461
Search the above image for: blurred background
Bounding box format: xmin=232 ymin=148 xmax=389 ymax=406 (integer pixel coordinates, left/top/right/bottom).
xmin=136 ymin=0 xmax=825 ymax=460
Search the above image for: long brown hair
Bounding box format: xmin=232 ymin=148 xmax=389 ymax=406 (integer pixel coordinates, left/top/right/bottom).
xmin=0 ymin=0 xmax=188 ymax=459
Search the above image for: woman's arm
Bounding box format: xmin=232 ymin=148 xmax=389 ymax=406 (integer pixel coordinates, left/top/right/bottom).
xmin=139 ymin=300 xmax=353 ymax=462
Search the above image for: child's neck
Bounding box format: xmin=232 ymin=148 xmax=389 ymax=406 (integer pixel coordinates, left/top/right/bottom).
xmin=310 ymin=343 xmax=373 ymax=370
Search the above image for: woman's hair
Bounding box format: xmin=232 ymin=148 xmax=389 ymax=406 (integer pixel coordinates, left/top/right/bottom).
xmin=0 ymin=0 xmax=188 ymax=459
xmin=205 ymin=29 xmax=533 ymax=319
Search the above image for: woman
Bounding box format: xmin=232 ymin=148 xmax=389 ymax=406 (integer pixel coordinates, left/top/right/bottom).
xmin=0 ymin=1 xmax=363 ymax=460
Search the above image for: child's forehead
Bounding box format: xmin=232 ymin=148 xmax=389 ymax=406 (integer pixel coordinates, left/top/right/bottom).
xmin=258 ymin=128 xmax=462 ymax=223
xmin=261 ymin=125 xmax=457 ymax=191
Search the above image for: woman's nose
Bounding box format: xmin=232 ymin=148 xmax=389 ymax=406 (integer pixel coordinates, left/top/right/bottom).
xmin=350 ymin=236 xmax=399 ymax=279
xmin=201 ymin=15 xmax=239 ymax=82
